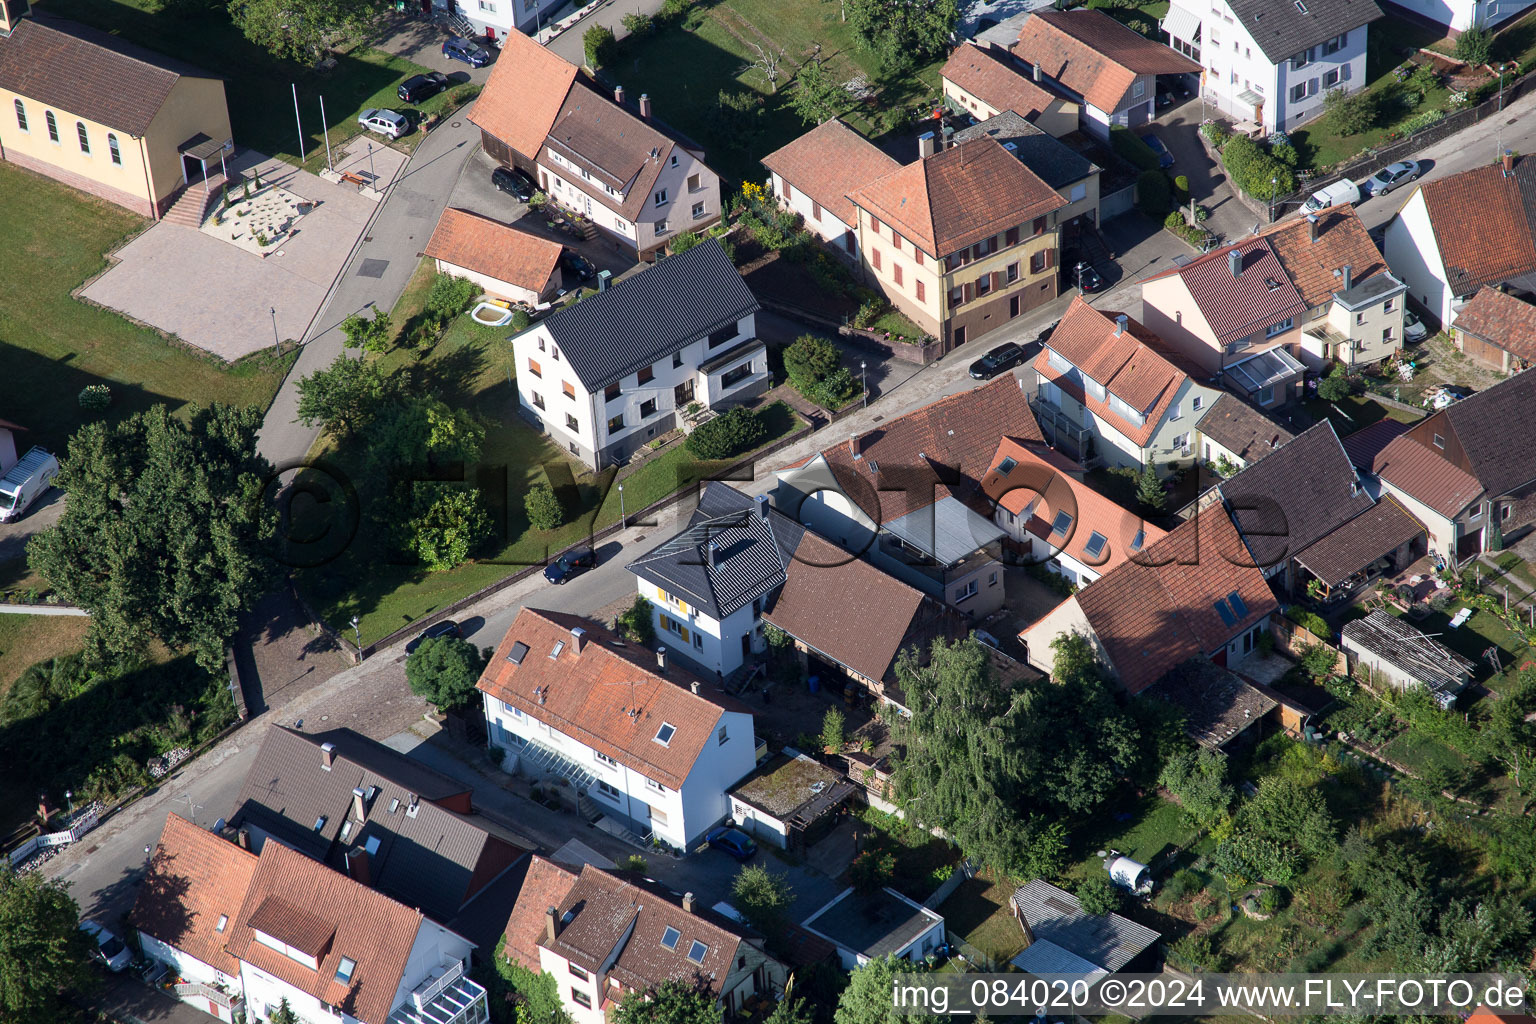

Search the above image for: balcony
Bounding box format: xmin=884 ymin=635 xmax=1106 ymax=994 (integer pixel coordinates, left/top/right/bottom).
xmin=388 ymin=959 xmax=488 ymax=1024
xmin=174 ymin=981 xmax=243 ymax=1012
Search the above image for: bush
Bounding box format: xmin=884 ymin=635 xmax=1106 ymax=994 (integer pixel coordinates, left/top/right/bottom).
xmin=685 ymin=406 xmax=767 ymax=459
xmin=1200 ymin=121 xmax=1231 ymax=147
xmin=808 ymin=368 xmax=860 ymax=409
xmin=524 ymin=481 xmax=564 ymax=531
xmin=621 ymin=11 xmax=653 ymax=34
xmin=1301 ymin=642 xmax=1338 ymax=681
xmin=1111 ymin=125 xmax=1162 ymax=172
xmin=78 ymin=384 xmax=112 ymax=410
xmin=1324 ymin=87 xmax=1379 ymax=137
xmin=1399 ymin=108 xmax=1446 ymax=135
xmin=1455 ymin=25 xmax=1492 ymax=65
xmin=783 ymin=333 xmax=842 ymax=393
xmin=852 ymin=299 xmax=885 ymax=329
xmin=1173 ymin=174 xmax=1190 ymax=195
xmin=425 ymin=274 xmax=477 ymax=327
xmin=658 ymin=0 xmax=691 ymax=18
xmin=822 ymin=708 xmax=845 ymax=752
xmin=1317 ymin=363 xmax=1353 ymax=401
xmin=1075 ymin=874 xmax=1120 ymax=915
xmin=616 ymin=596 xmax=656 ymax=644
xmin=510 ymin=308 xmax=530 ymax=332
xmin=1165 ymin=210 xmax=1186 ymax=230
xmin=1286 ymin=605 xmax=1331 ymax=639
xmin=1222 ymin=134 xmax=1296 ymax=199
xmin=668 ymin=231 xmax=703 ymax=254
xmin=583 ymin=24 xmax=616 ymax=68
xmin=1138 ymin=169 xmax=1172 ymax=214
xmin=850 ymin=848 xmax=895 ymax=892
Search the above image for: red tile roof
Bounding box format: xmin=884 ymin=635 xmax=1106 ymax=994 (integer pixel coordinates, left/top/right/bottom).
xmin=1144 ymin=237 xmax=1307 ymax=344
xmin=500 ymin=855 xmax=578 ymax=970
xmin=425 ymin=208 xmax=563 ymax=294
xmin=1072 ymin=505 xmax=1277 ymax=694
xmin=1010 ymin=9 xmax=1198 ymax=114
xmin=1262 ymin=205 xmax=1388 ymax=308
xmin=1195 ymin=394 xmax=1293 ymax=465
xmin=1449 ymin=286 xmax=1536 ymax=361
xmin=981 ymin=439 xmax=1164 ymax=573
xmin=130 ymin=814 xmax=258 ymax=978
xmin=760 ymin=118 xmax=901 ymax=226
xmin=469 ymin=28 xmax=578 ymax=160
xmin=940 ymin=42 xmax=1064 ymax=120
xmin=1373 ymin=435 xmax=1484 ymax=518
xmin=848 ymin=136 xmax=1065 ymax=257
xmin=1417 ymin=164 xmax=1536 ymax=297
xmin=476 ymin=609 xmax=746 ymax=789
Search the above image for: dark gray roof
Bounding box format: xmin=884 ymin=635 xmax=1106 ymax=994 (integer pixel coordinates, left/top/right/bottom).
xmin=1225 ymin=0 xmax=1383 ymax=65
xmin=951 ymin=111 xmax=1098 ymax=191
xmin=627 ymin=482 xmax=804 ymax=619
xmin=1012 ymin=879 xmax=1160 ymax=972
xmin=536 ymin=239 xmax=760 ymax=391
xmin=1440 ymin=368 xmax=1536 ymax=496
xmin=804 ymin=887 xmax=939 ymax=958
xmin=1195 ymin=393 xmax=1293 ymax=465
xmin=1333 ymin=271 xmax=1405 ymax=310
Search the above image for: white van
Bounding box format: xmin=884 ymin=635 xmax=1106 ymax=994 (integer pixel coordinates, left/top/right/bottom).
xmin=1303 ymin=178 xmax=1362 ymax=213
xmin=0 ymin=447 xmax=59 ymax=522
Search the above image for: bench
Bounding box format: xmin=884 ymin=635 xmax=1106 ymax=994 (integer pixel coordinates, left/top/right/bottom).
xmin=339 ymin=171 xmax=369 ymax=187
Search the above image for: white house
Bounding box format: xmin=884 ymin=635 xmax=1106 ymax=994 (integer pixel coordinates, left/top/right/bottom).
xmin=438 ymin=0 xmax=565 ymax=42
xmin=801 ymin=887 xmax=946 ymax=970
xmin=512 ymin=239 xmax=769 ymax=469
xmin=477 ymin=607 xmax=758 ymax=849
xmin=1163 ymin=0 xmax=1381 ymax=133
xmin=424 ymin=207 xmax=564 ymax=306
xmin=627 ymin=482 xmax=805 ymax=677
xmin=760 ymin=117 xmax=901 ymax=265
xmin=1379 ymin=0 xmax=1533 ymax=35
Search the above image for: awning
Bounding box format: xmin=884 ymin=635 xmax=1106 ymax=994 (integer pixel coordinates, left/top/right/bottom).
xmin=178 ymin=133 xmax=225 ymax=160
xmin=1161 ymin=4 xmax=1201 ymax=44
xmin=1236 ymin=89 xmax=1264 ymax=109
xmin=1294 ymin=499 xmax=1426 ymax=588
xmin=883 ymin=495 xmax=1006 ymax=565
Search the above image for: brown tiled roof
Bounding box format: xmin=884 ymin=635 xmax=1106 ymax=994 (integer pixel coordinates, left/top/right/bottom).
xmin=1196 ymin=394 xmax=1293 ymax=465
xmin=1143 ymin=659 xmax=1276 ymax=748
xmin=1032 ymin=296 xmax=1196 ymax=446
xmin=940 ymin=42 xmax=1064 ymax=119
xmin=980 ymin=437 xmax=1163 ymax=574
xmin=545 ymin=80 xmax=691 ymax=223
xmin=469 ymin=28 xmax=577 ymax=160
xmin=1263 ymin=205 xmax=1388 ymax=308
xmin=760 ymin=118 xmax=901 ymax=226
xmin=1435 ymin=367 xmax=1536 ymax=496
xmin=808 ymin=375 xmax=1043 ymax=524
xmin=476 ymin=609 xmax=745 ymax=789
xmin=1072 ymin=505 xmax=1277 ymax=694
xmin=130 ymin=814 xmax=258 ymax=978
xmin=0 ymin=16 xmax=216 ymax=136
xmin=1417 ymin=164 xmax=1536 ymax=297
xmin=226 ymin=841 xmax=427 ymax=1024
xmin=1340 ymin=419 xmax=1408 ymax=471
xmin=500 ymin=855 xmax=578 ymax=970
xmin=1010 ymin=9 xmax=1197 ymax=114
xmin=848 ymin=136 xmax=1065 ymax=258
xmin=1373 ymin=435 xmax=1483 ymax=518
xmin=1294 ymin=496 xmax=1425 ymax=588
xmin=1144 ymin=237 xmax=1307 ymax=344
xmin=247 ymin=895 xmax=337 ymax=957
xmin=1449 ymin=286 xmax=1536 ymax=362
xmin=425 ymin=208 xmax=563 ymax=293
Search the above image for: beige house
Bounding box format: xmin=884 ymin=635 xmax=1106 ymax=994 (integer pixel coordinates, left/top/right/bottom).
xmin=761 ymin=117 xmax=900 ymax=266
xmin=940 ymin=41 xmax=1078 ymax=137
xmin=424 ymin=207 xmax=564 ymax=306
xmin=952 ymin=111 xmax=1101 ymax=229
xmin=0 ymin=0 xmax=231 ymax=219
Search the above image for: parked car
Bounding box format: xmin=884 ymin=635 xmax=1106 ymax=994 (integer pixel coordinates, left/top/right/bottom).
xmin=405 ymin=619 xmax=461 ymax=654
xmin=80 ymin=921 xmax=132 ymax=972
xmin=1067 ymin=259 xmax=1103 ymax=293
xmin=705 ymin=826 xmax=758 ymax=861
xmin=561 ymin=249 xmax=597 ymax=282
xmin=358 ymin=108 xmax=408 ymax=139
xmin=1363 ymin=160 xmax=1421 ymax=196
xmin=1141 ymin=133 xmax=1175 ymax=168
xmin=443 ymin=36 xmax=490 ymax=67
xmin=1037 ymin=320 xmax=1059 ymax=345
xmin=492 ymin=166 xmax=535 ymax=202
xmin=1155 ymin=80 xmax=1175 ymax=108
xmin=0 ymin=447 xmax=58 ymax=523
xmin=544 ymin=547 xmax=595 ymax=584
xmin=397 ymin=71 xmax=449 ymax=104
xmin=1303 ymin=178 xmax=1362 ymax=213
xmin=969 ymin=342 xmax=1027 ymax=379
xmin=1404 ymin=309 xmax=1429 ymax=342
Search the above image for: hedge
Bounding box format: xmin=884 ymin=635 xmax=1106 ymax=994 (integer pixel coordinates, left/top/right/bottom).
xmin=1110 ymin=125 xmax=1162 ymax=173
xmin=685 ymin=406 xmax=767 ymax=459
xmin=1221 ymin=134 xmax=1295 ymax=200
xmin=1138 ymin=170 xmax=1172 ymax=215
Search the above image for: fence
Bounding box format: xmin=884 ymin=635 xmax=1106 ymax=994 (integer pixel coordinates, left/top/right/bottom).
xmin=1100 ymin=182 xmax=1138 ymax=221
xmin=838 ymin=325 xmax=947 ymax=365
xmin=7 ymin=805 xmax=101 ymax=868
xmin=924 ymin=860 xmax=973 ymax=909
xmin=1269 ymin=611 xmax=1347 ymax=675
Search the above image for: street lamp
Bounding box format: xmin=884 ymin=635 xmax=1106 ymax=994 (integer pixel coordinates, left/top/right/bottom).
xmin=64 ymin=790 xmax=72 ymax=814
xmin=144 ymin=845 xmax=152 ymax=867
xmin=270 ymin=306 xmax=279 ymax=353
xmin=1075 ymin=262 xmax=1086 ymax=292
xmin=618 ymin=483 xmax=626 ymax=527
xmin=366 ymin=141 xmax=375 ymax=184
xmin=1500 ymin=63 xmax=1511 ymax=111
xmin=1269 ymin=174 xmax=1278 ymax=223
xmin=350 ymin=615 xmax=362 ymax=660
xmin=860 ymin=360 xmax=867 ymax=407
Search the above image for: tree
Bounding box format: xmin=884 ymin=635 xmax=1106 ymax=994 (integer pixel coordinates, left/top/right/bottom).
xmin=732 ymin=864 xmax=795 ymax=937
xmin=0 ymin=869 xmax=91 ymax=1023
xmin=340 ymin=307 xmax=394 ymax=352
xmin=1482 ymin=668 xmax=1536 ymax=789
xmin=613 ymin=980 xmax=718 ymax=1024
xmin=230 ymin=0 xmax=387 ymax=62
xmin=1241 ymin=775 xmax=1336 ymax=859
xmin=765 ymin=998 xmax=814 ymax=1024
xmin=743 ymin=40 xmax=788 ymax=92
xmin=1324 ymin=87 xmax=1378 ymax=136
xmin=269 ymin=998 xmax=301 ymax=1024
xmin=784 ymin=333 xmax=842 ymax=394
xmin=399 ymin=484 xmax=491 ymax=571
xmin=1318 ymin=363 xmax=1353 ymax=402
xmin=295 ymin=352 xmax=397 ymax=437
xmin=790 ymin=49 xmax=845 ymax=126
xmin=1159 ymin=745 xmax=1233 ymax=830
xmin=1075 ymin=874 xmax=1120 ymax=915
xmin=406 ymin=635 xmax=488 ymax=711
xmin=616 ymin=596 xmax=657 ymax=644
xmin=1455 ymin=25 xmax=1493 ymax=65
xmin=29 ymin=404 xmax=275 ymax=672
xmin=835 ymin=955 xmax=938 ymax=1024
xmin=525 ymin=481 xmax=565 ymax=531
xmin=849 ymin=848 xmax=895 ymax=892
xmin=844 ymin=0 xmax=957 ymax=72
xmin=716 ymin=90 xmax=765 ymax=148
xmin=621 ymin=11 xmax=653 ymax=34
xmin=370 ymin=397 xmax=484 ymax=472
xmin=822 ymin=707 xmax=845 ymax=751
xmin=584 ymin=24 xmax=616 ymax=68
xmin=1420 ymin=894 xmax=1532 ymax=972
xmin=1135 ymin=463 xmax=1165 ymax=512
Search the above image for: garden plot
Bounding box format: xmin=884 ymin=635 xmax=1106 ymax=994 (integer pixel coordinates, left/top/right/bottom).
xmin=203 ymin=183 xmax=313 ymax=257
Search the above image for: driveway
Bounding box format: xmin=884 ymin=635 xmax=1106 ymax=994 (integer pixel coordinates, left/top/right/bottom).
xmin=1152 ymin=103 xmax=1256 ymax=247
xmin=0 ymin=488 xmax=63 ymax=567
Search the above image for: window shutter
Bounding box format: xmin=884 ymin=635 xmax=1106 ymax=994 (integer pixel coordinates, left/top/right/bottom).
xmin=1006 ymin=226 xmax=1020 ymax=246
xmin=1033 ymin=217 xmax=1046 ymax=236
xmin=991 ymin=271 xmax=1003 ymax=291
xmin=963 ymin=282 xmax=974 ymax=302
xmin=1045 ymin=247 xmax=1056 ymax=269
xmin=972 ymin=243 xmax=982 ymax=261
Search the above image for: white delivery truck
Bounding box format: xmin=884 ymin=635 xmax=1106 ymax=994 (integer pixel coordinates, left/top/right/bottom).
xmin=0 ymin=447 xmax=59 ymax=522
xmin=1303 ymin=178 xmax=1362 ymax=213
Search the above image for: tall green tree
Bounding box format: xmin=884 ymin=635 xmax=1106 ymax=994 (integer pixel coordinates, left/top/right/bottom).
xmin=1482 ymin=667 xmax=1536 ymax=790
xmin=340 ymin=308 xmax=394 ymax=353
xmin=399 ymin=484 xmax=492 ymax=571
xmin=844 ymin=0 xmax=957 ymax=72
xmin=230 ymin=0 xmax=388 ymax=62
xmin=370 ymin=396 xmax=485 ymax=472
xmin=406 ymin=635 xmax=488 ymax=710
xmin=29 ymin=404 xmax=275 ymax=671
xmin=732 ymin=864 xmax=795 ymax=939
xmin=295 ymin=352 xmax=398 ymax=437
xmin=1159 ymin=746 xmax=1233 ymax=831
xmin=835 ymin=955 xmax=938 ymax=1024
xmin=613 ymin=980 xmax=718 ymax=1024
xmin=1135 ymin=463 xmax=1166 ymax=511
xmin=0 ymin=869 xmax=92 ymax=1023
xmin=765 ymin=998 xmax=814 ymax=1024
xmin=790 ymin=52 xmax=844 ymax=126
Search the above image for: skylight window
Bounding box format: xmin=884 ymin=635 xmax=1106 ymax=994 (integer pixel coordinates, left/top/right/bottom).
xmin=508 ymin=642 xmax=530 ymax=665
xmin=336 ymin=957 xmax=357 ymax=983
xmin=388 ymin=798 xmax=400 ymax=815
xmin=549 ymin=640 xmax=565 ymax=659
xmin=661 ymin=927 xmax=682 ymax=950
xmin=1295 ymin=0 xmax=1308 ymax=11
xmin=1050 ymin=511 xmax=1073 ymax=536
xmin=1228 ymin=590 xmax=1250 ymax=619
xmin=215 ymin=915 xmax=228 ymax=933
xmin=1083 ymin=531 xmax=1108 ymax=558
xmin=313 ymin=816 xmax=327 ymax=832
xmin=365 ymin=836 xmax=381 ymax=856
xmin=996 ymin=457 xmax=1017 ymax=476
xmin=1213 ymin=599 xmax=1238 ymax=627
xmin=655 ymin=723 xmax=677 ymax=746
xmin=687 ymin=940 xmax=709 ymax=964
xmin=339 ymin=821 xmax=354 ymax=843
xmin=1130 ymin=529 xmax=1146 ymax=552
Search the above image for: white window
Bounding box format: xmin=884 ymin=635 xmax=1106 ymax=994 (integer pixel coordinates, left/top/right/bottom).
xmin=1383 ymin=298 xmax=1395 ymax=313
xmin=1191 ymin=395 xmax=1203 ymax=411
xmin=1323 ymin=68 xmax=1341 ymax=88
xmin=1265 ymin=317 xmax=1294 ymax=337
xmin=1084 ymin=532 xmax=1108 ymax=558
xmin=215 ymin=915 xmax=228 ymax=933
xmin=1323 ymin=32 xmax=1347 ymax=54
xmin=1290 ymin=83 xmax=1307 ymax=102
xmin=1069 ymin=183 xmax=1087 ymax=202
xmin=336 ymin=957 xmax=357 ymax=983
xmin=1258 ymin=385 xmax=1274 ymax=404
xmin=662 ymin=927 xmax=682 ymax=950
xmin=1356 ymin=311 xmax=1367 ymax=326
xmin=655 ymin=722 xmax=676 ymax=745
xmin=594 ymin=750 xmax=618 ymax=768
xmin=1172 ymin=432 xmax=1190 ymax=451
xmin=956 ymin=579 xmax=978 ymax=602
xmin=1170 ymin=402 xmax=1182 ymax=421
xmin=597 ymin=780 xmax=621 ymax=799
xmin=1132 ymin=80 xmax=1146 ymax=98
xmin=12 ymin=99 xmax=25 ymax=132
xmin=692 ymin=201 xmax=706 ymax=219
xmin=645 ymin=778 xmax=666 ymax=793
xmin=1292 ymin=50 xmax=1310 ymax=69
xmin=687 ymin=941 xmax=709 ymax=964
xmin=654 ymin=189 xmax=668 ymax=206
xmin=670 ymin=154 xmax=679 ymax=167
xmin=717 ymin=726 xmax=728 ymax=745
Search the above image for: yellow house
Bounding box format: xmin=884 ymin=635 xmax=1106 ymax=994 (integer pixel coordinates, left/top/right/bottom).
xmin=0 ymin=0 xmax=232 ymax=219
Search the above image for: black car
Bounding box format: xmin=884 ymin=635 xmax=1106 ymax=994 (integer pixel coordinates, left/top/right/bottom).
xmin=544 ymin=547 xmax=596 ymax=584
xmin=1155 ymin=80 xmax=1175 ymax=108
xmin=1037 ymin=320 xmax=1059 ymax=345
xmin=442 ymin=36 xmax=490 ymax=67
xmin=492 ymin=166 xmax=535 ymax=202
xmin=969 ymin=342 xmax=1027 ymax=380
xmin=405 ymin=619 xmax=460 ymax=654
xmin=561 ymin=249 xmax=597 ymax=282
xmin=1068 ymin=260 xmax=1103 ymax=293
xmin=397 ymin=71 xmax=449 ymax=104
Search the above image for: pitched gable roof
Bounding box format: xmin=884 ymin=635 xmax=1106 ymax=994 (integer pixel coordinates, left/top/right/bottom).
xmin=951 ymin=110 xmax=1098 ymax=191
xmin=469 ymin=27 xmax=577 ymax=159
xmin=1373 ymin=435 xmax=1484 ymax=518
xmin=1416 ymin=163 xmax=1536 ymax=298
xmin=760 ymin=118 xmax=901 ymax=226
xmin=1196 ymin=394 xmax=1293 ymax=465
xmin=848 ymin=135 xmax=1066 ymax=257
xmin=1010 ymin=10 xmax=1198 ymax=113
xmin=1011 ymin=879 xmax=1160 ymax=971
xmin=130 ymin=813 xmax=258 ymax=978
xmin=1340 ymin=418 xmax=1408 ymax=471
xmin=1437 ymin=368 xmax=1536 ymax=495
xmin=546 ymin=80 xmax=694 ymax=222
xmin=1225 ymin=0 xmax=1383 ymax=65
xmin=226 ymin=841 xmax=428 ymax=1024
xmin=1294 ymin=496 xmax=1425 ymax=588
xmin=539 ymin=239 xmax=759 ymax=391
xmin=425 ymin=208 xmax=563 ymax=293
xmin=940 ymin=42 xmax=1064 ymax=120
xmin=500 ymin=855 xmax=578 ymax=969
xmin=477 ymin=609 xmax=745 ymax=788
xmin=1263 ymin=205 xmax=1389 ymax=308
xmin=1449 ymin=286 xmax=1536 ymax=362
xmin=0 ymin=16 xmax=217 ymax=136
xmin=1145 ymin=236 xmax=1307 ymax=344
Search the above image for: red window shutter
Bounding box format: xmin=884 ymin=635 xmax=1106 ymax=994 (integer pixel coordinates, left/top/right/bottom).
xmin=916 ymin=280 xmax=926 ymax=302
xmin=1046 ymin=247 xmax=1056 ymax=269
xmin=1005 ymin=226 xmax=1020 ymax=246
xmin=895 ymin=265 xmax=903 ymax=286
xmin=893 ymin=234 xmax=902 ymax=252
xmin=991 ymin=271 xmax=1003 ymax=290
xmin=1033 ymin=217 xmax=1046 ymax=235
xmin=872 ymin=249 xmax=881 ymax=271
xmin=963 ymin=282 xmax=974 ymax=302
xmin=914 ymin=249 xmax=923 ymax=268
xmin=871 ymin=216 xmax=882 ymax=234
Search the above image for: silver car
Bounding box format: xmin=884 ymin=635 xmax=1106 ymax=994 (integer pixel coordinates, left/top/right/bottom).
xmin=81 ymin=920 xmax=132 ymax=972
xmin=1364 ymin=160 xmax=1421 ymax=196
xmin=358 ymin=108 xmax=408 ymax=140
xmin=1404 ymin=310 xmax=1429 ymax=342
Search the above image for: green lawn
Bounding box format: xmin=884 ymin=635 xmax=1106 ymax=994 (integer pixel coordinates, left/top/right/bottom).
xmin=939 ymin=875 xmax=1027 ymax=963
xmin=1084 ymin=0 xmax=1169 ymax=38
xmin=1380 ymin=729 xmax=1472 ymax=779
xmin=1301 ymin=394 xmax=1420 ymax=435
xmin=1391 ymin=604 xmax=1524 ymax=679
xmin=0 ymin=615 xmax=90 ymax=701
xmin=0 ymin=163 xmax=294 ymax=449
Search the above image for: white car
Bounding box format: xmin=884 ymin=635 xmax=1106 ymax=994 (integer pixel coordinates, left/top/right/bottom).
xmin=358 ymin=108 xmax=408 ymax=139
xmin=80 ymin=920 xmax=132 ymax=972
xmin=1404 ymin=310 xmax=1429 ymax=342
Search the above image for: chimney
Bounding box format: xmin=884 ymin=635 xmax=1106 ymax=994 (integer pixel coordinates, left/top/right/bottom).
xmin=848 ymin=433 xmax=861 ymax=460
xmin=346 ymin=846 xmax=371 ymax=885
xmin=754 ymin=494 xmax=769 ymax=520
xmin=321 ymin=742 xmax=336 ymax=770
xmin=1228 ymin=250 xmax=1242 ymax=279
xmin=690 ymin=680 xmax=700 ymax=695
xmin=571 ymin=626 xmax=586 ymax=653
xmin=941 ymin=125 xmax=955 ymax=149
xmin=614 ymin=84 xmax=626 ymax=106
xmin=1032 ymin=63 xmax=1042 ymax=82
xmin=546 ymin=906 xmax=559 ymax=943
xmin=597 ymin=269 xmax=611 ymax=292
xmin=918 ymin=131 xmax=936 ymax=159
xmin=1115 ymin=314 xmax=1128 ymax=336
xmin=1504 ymin=148 xmax=1515 ymax=175
xmin=351 ymin=787 xmax=368 ymax=822
xmin=1340 ymin=263 xmax=1353 ymax=291
xmin=683 ymin=892 xmax=696 ymax=913
xmin=639 ymin=93 xmax=652 ymax=120
xmin=1307 ymin=213 xmax=1319 ymax=242
xmin=657 ymin=647 xmax=667 ymax=674
xmin=237 ymin=828 xmax=251 ymax=851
